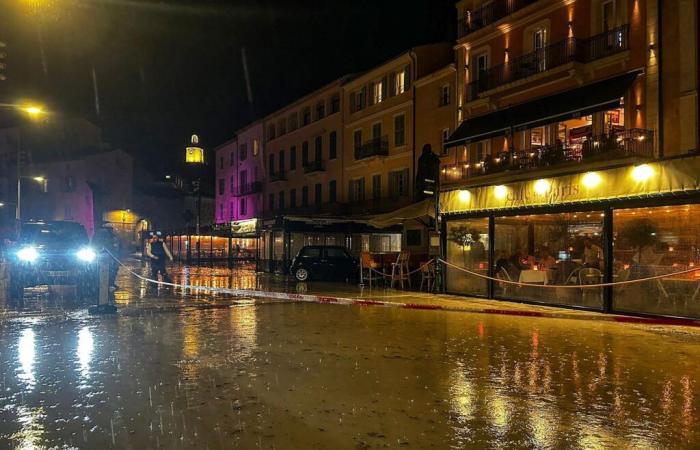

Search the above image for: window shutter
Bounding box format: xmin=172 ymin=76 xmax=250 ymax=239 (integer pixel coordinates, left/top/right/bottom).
xmin=389 ymin=73 xmax=396 ymax=97
xmin=361 ymin=85 xmax=367 ymax=108
xmin=381 ymin=76 xmax=388 ymax=99
xmin=404 ymin=65 xmax=411 ymax=89
xmin=368 ymin=82 xmax=375 ymax=106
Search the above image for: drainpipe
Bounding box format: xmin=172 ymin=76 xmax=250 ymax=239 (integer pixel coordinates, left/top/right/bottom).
xmin=657 ymin=0 xmax=664 ymax=158
xmin=410 ymin=50 xmax=418 ymax=202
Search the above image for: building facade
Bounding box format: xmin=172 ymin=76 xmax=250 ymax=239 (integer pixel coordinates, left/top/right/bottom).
xmin=442 ymin=0 xmax=700 ymax=319
xmin=341 ymin=44 xmax=453 ymax=215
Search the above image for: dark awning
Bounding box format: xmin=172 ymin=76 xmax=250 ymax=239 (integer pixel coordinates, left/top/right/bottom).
xmin=444 ymin=71 xmax=640 ymax=148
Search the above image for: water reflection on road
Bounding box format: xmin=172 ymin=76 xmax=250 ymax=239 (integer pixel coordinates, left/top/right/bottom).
xmin=0 ymin=301 xmax=699 ymax=448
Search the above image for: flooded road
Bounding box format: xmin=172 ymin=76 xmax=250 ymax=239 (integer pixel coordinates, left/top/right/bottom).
xmin=1 ymin=297 xmax=700 ymax=449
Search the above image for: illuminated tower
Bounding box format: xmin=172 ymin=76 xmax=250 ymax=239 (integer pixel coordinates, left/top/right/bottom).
xmin=185 ymin=134 xmax=205 ymax=164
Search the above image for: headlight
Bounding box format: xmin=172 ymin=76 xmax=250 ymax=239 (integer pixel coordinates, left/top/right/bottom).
xmin=17 ymin=246 xmax=39 ymax=263
xmin=76 ymin=247 xmax=97 ymax=263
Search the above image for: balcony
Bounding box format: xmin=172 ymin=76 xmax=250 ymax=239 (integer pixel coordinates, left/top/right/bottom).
xmin=269 ymin=170 xmax=286 ymax=182
xmin=303 ymin=160 xmax=326 ymax=174
xmin=458 ymin=0 xmax=538 ymax=38
xmin=441 ymin=128 xmax=654 ymax=184
xmin=355 ymin=136 xmax=389 ymax=160
xmin=233 ymin=181 xmax=262 ymax=197
xmin=465 ymin=25 xmax=629 ymax=103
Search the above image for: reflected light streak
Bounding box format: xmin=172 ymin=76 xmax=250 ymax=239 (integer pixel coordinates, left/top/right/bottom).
xmin=77 ymin=326 xmax=94 ymax=379
xmin=18 ymin=328 xmax=36 ymax=388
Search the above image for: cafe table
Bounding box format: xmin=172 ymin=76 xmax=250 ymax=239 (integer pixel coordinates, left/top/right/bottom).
xmin=518 ymin=269 xmax=549 ymax=284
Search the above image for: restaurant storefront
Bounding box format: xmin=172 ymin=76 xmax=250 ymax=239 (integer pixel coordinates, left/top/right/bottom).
xmin=166 ymin=219 xmax=259 ymax=263
xmin=441 ymin=156 xmax=700 ymax=319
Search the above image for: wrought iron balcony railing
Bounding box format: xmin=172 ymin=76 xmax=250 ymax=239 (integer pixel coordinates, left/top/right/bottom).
xmin=354 ymin=136 xmax=389 ymax=160
xmin=269 ymin=170 xmax=286 ymax=182
xmin=441 ymin=128 xmax=654 ymax=183
xmin=303 ymin=160 xmax=326 ymax=174
xmin=233 ymin=181 xmax=262 ymax=197
xmin=458 ymin=0 xmax=538 ymax=38
xmin=464 ymin=25 xmax=629 ymax=103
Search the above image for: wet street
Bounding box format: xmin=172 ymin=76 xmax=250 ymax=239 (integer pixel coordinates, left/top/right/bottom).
xmin=1 ymin=264 xmax=700 ymax=448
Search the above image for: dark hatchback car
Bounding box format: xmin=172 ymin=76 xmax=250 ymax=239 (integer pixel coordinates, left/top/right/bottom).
xmin=8 ymin=220 xmax=99 ymax=302
xmin=290 ymin=245 xmax=358 ymax=282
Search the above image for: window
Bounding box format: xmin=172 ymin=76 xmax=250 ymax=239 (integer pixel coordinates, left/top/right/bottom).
xmin=302 ymin=141 xmax=309 ymax=165
xmin=329 ymin=180 xmax=337 ymax=203
xmin=325 ymin=247 xmax=349 ymax=259
xmin=267 ymin=124 xmax=276 ymax=141
xmin=394 ymin=70 xmax=406 ymax=95
xmin=240 ymin=170 xmax=247 ymax=188
xmin=278 ymin=118 xmax=287 ymax=135
xmin=394 ymin=115 xmax=405 ymax=146
xmin=230 ymin=175 xmax=234 ymax=193
xmin=300 ymin=247 xmax=321 ymax=258
xmin=290 ymin=145 xmax=297 ymax=170
xmin=372 ymin=80 xmax=384 ymax=104
xmin=475 ymin=53 xmax=489 ymax=82
xmin=314 ymin=136 xmax=322 ymax=162
xmin=268 ymin=154 xmax=275 ymax=177
xmin=315 ymin=183 xmax=322 ymax=206
xmin=253 ymin=139 xmax=259 ymax=156
xmin=218 ymin=178 xmax=225 ymax=195
xmin=219 ymin=203 xmax=224 ymax=220
xmin=230 ymin=151 xmax=234 ymax=166
xmin=372 ymin=174 xmax=381 ymax=200
xmin=330 ymin=94 xmax=340 ymax=113
xmin=440 ymin=128 xmax=450 ymax=155
xmin=289 ymin=113 xmax=298 ymax=131
xmin=602 ymin=0 xmax=615 ymax=31
xmin=349 ymin=178 xmax=365 ymax=202
xmin=389 ymin=169 xmax=409 ymax=197
xmin=268 ymin=193 xmax=275 ymax=211
xmin=329 ymin=131 xmax=337 ymax=159
xmin=372 ymin=123 xmax=381 ymax=140
xmin=439 ymin=85 xmax=450 ymax=106
xmin=239 ymin=198 xmax=246 ymax=216
xmin=353 ymin=130 xmax=362 ymax=151
xmin=316 ymin=101 xmax=325 ymax=120
xmin=63 ymin=176 xmax=75 ymax=192
xmin=533 ymin=28 xmax=546 ymax=71
xmin=240 ymin=143 xmax=248 ymax=161
xmin=278 ymin=191 xmax=285 ymax=210
xmin=219 ymin=156 xmax=224 ymax=169
xmin=279 ymin=150 xmax=285 ymax=173
xmin=302 ymin=186 xmax=309 ymax=206
xmin=446 ymin=218 xmax=489 ymax=296
xmin=290 ymin=188 xmax=297 ymax=208
xmin=351 ymin=90 xmax=365 ymax=112
xmin=302 ymin=107 xmax=311 ymax=126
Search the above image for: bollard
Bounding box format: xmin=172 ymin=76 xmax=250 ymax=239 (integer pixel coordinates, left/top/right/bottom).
xmin=88 ymin=252 xmax=117 ymax=315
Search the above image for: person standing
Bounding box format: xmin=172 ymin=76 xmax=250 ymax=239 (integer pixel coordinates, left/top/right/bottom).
xmin=145 ymin=233 xmax=173 ymax=283
xmin=582 ymin=238 xmax=603 ymax=269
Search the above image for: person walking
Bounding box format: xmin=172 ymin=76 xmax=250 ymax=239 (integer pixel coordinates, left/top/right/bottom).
xmin=145 ymin=232 xmax=173 ymax=283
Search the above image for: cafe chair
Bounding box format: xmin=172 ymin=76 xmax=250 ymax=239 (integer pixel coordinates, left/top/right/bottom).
xmin=360 ymin=252 xmax=379 ymax=287
xmin=390 ymin=250 xmax=411 ymax=289
xmin=496 ymin=267 xmax=513 ymax=295
xmin=419 ymin=261 xmax=435 ymax=292
xmin=579 ymin=267 xmax=603 ymax=306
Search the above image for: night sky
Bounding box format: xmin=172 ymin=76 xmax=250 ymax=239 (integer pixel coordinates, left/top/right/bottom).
xmin=0 ymin=0 xmax=455 ymax=174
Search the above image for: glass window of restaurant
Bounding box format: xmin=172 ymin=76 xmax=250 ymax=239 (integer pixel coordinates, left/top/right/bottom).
xmin=612 ymin=204 xmax=700 ymax=319
xmin=493 ymin=212 xmax=605 ymax=309
xmin=445 ymin=218 xmax=489 ymax=296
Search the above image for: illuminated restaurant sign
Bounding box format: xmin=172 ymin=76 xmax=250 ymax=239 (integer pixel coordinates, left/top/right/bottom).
xmin=441 ymin=157 xmax=700 ymax=214
xmin=230 ymin=218 xmax=257 ymax=235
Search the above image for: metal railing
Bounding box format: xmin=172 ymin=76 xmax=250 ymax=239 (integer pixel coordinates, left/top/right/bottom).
xmin=303 ymin=160 xmax=325 ymax=174
xmin=233 ymin=181 xmax=263 ymax=196
xmin=269 ymin=170 xmax=286 ymax=182
xmin=355 ymin=136 xmax=389 ymax=160
xmin=440 ymin=128 xmax=654 ymax=183
xmin=464 ymin=25 xmax=629 ymax=102
xmin=458 ymin=0 xmax=538 ymax=38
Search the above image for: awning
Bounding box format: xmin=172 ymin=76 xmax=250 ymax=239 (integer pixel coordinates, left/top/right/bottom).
xmin=444 ymin=71 xmax=640 ymax=148
xmin=368 ymin=199 xmax=435 ymax=228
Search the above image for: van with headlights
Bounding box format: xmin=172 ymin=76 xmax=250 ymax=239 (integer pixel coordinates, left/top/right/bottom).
xmin=8 ymin=220 xmax=99 ymax=304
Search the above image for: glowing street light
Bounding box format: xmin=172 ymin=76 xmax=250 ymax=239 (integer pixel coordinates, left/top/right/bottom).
xmin=22 ymin=105 xmax=45 ymax=119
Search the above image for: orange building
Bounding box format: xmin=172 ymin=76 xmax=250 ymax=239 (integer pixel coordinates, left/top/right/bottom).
xmin=441 ymin=0 xmax=700 ymax=319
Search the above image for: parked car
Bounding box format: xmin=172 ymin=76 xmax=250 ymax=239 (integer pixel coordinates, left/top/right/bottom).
xmin=290 ymin=245 xmax=358 ymax=282
xmin=8 ymin=220 xmax=99 ymax=302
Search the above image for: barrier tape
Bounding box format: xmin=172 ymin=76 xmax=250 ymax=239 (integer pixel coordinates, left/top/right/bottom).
xmin=439 ymin=258 xmax=700 ymax=289
xmin=105 ymin=251 xmax=700 ymax=328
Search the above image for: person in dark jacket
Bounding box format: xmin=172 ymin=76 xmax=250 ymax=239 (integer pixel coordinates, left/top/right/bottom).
xmin=145 ymin=233 xmax=173 ymax=283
